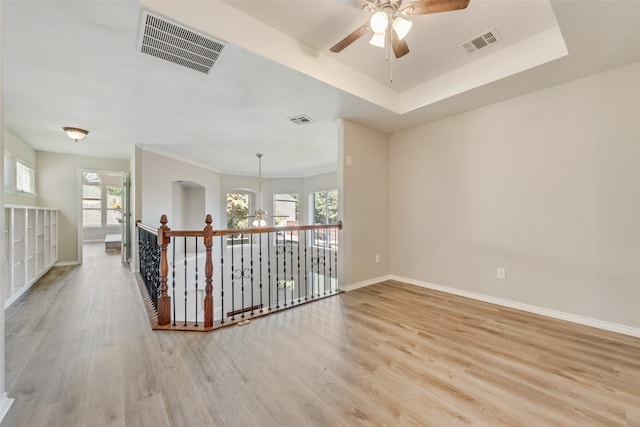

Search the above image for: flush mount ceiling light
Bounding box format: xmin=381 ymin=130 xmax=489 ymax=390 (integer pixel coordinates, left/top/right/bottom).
xmin=63 ymin=127 xmax=89 ymax=143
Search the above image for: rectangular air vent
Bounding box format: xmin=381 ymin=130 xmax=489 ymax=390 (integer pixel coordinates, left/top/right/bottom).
xmin=288 ymin=115 xmax=314 ymax=125
xmin=138 ymin=10 xmax=226 ymax=74
xmin=461 ymin=28 xmax=501 ymax=54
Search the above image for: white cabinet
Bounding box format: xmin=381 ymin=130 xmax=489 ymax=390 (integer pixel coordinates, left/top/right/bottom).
xmin=3 ymin=205 xmax=58 ymax=308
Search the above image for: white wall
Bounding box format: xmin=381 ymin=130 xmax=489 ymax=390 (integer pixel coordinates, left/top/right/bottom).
xmin=36 ymin=152 xmax=129 ymax=264
xmin=0 ymin=2 xmax=15 ymax=417
xmin=340 ymin=120 xmax=390 ymax=286
xmin=389 ymin=61 xmax=640 ymax=329
xmin=140 ymin=149 xmax=221 ymax=230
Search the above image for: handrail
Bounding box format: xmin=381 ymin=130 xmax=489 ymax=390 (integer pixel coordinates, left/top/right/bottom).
xmin=135 ymin=220 xmax=158 ymax=236
xmin=211 ymin=221 xmax=342 ymax=237
xmin=135 ymin=219 xmax=343 ymax=237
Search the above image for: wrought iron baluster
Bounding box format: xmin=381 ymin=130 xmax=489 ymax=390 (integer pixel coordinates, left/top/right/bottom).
xmin=311 ymin=235 xmax=316 ymax=299
xmin=240 ymin=237 xmax=246 ymax=319
xmin=290 ymin=230 xmax=294 ymax=305
xmin=183 ymin=236 xmax=188 ymax=327
xmin=259 ymin=233 xmax=263 ymax=313
xmin=275 ymin=232 xmax=280 ymax=309
xmin=220 ymin=238 xmax=225 ymax=324
xmin=194 ymin=237 xmax=199 ymax=327
xmin=250 ymin=234 xmax=255 ymax=315
xmin=304 ymin=230 xmax=308 ymax=301
xmin=172 ymin=236 xmax=176 ymax=326
xmin=283 ymin=237 xmax=288 ymax=308
xmin=296 ymin=229 xmax=301 ymax=303
xmin=289 ymin=230 xmax=296 ymax=305
xmin=231 ymin=235 xmax=235 ymax=321
xmin=323 ymin=231 xmax=328 ymax=296
xmin=333 ymin=234 xmax=338 ymax=292
xmin=268 ymin=232 xmax=272 ymax=310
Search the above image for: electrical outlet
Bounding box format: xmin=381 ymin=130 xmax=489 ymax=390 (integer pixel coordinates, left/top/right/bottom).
xmin=497 ymin=267 xmax=506 ymax=280
xmin=347 ymin=156 xmax=352 ymax=166
xmin=375 ymin=254 xmax=380 ymax=264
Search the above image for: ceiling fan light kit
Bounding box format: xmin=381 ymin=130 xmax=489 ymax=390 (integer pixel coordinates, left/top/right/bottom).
xmin=392 ymin=16 xmax=413 ymax=40
xmin=370 ymin=11 xmax=389 ymax=33
xmin=369 ymin=31 xmax=386 ymax=48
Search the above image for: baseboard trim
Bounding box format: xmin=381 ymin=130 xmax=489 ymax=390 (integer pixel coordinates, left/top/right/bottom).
xmin=389 ymin=275 xmax=640 ymax=338
xmin=54 ymin=261 xmax=79 ymax=267
xmin=0 ymin=393 xmax=14 ymax=422
xmin=340 ymin=275 xmax=392 ymax=292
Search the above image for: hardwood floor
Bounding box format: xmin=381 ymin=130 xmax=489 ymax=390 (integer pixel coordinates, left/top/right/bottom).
xmin=3 ymin=242 xmax=640 ymax=426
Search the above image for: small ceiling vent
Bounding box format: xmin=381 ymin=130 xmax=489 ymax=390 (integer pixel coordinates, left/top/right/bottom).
xmin=138 ymin=10 xmax=227 ymax=74
xmin=461 ymin=28 xmax=501 ymax=54
xmin=288 ymin=115 xmax=314 ymax=125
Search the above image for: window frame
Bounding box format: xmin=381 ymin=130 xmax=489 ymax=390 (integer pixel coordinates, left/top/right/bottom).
xmin=4 ymin=151 xmax=15 ymax=193
xmin=106 ymin=185 xmax=123 ymax=225
xmin=273 ymin=193 xmax=299 ymax=227
xmin=15 ymin=159 xmax=36 ymax=195
xmin=310 ymin=189 xmax=338 ymax=248
xmin=226 ymin=191 xmax=252 ymax=246
xmin=82 ymin=183 xmax=103 ymax=228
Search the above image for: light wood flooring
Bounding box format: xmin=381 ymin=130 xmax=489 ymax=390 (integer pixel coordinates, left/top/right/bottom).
xmin=3 ymin=242 xmax=640 ymax=426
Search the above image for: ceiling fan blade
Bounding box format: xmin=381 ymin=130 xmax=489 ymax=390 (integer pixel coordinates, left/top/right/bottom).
xmin=391 ymin=29 xmax=410 ymax=58
xmin=337 ymin=0 xmax=376 ymax=11
xmin=330 ymin=23 xmax=370 ymax=53
xmin=402 ymin=0 xmax=470 ymax=16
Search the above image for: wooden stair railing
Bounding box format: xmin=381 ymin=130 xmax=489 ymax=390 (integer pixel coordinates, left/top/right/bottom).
xmin=136 ymin=215 xmax=343 ymax=331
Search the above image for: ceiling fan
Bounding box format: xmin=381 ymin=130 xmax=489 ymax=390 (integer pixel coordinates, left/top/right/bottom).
xmin=330 ymin=0 xmax=470 ymax=58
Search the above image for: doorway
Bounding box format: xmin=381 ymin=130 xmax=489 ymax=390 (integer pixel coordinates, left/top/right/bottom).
xmin=77 ymin=169 xmax=130 ymax=265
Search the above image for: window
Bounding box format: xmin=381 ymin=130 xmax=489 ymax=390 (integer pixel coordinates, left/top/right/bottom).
xmin=106 ymin=186 xmax=122 ymax=225
xmin=83 ymin=184 xmax=102 ymax=227
xmin=226 ymin=192 xmax=250 ymax=230
xmin=312 ymin=189 xmax=338 ymax=247
xmin=82 ymin=173 xmax=123 ymax=228
xmin=312 ymin=190 xmax=338 ymax=225
xmin=16 ymin=160 xmax=35 ymax=194
xmin=226 ymin=192 xmax=252 ymax=245
xmin=273 ymin=193 xmax=299 ymax=227
xmin=274 ymin=193 xmax=299 ymax=244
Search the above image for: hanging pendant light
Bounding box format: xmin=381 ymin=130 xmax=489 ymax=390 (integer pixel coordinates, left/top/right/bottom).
xmin=252 ymin=153 xmax=267 ymax=227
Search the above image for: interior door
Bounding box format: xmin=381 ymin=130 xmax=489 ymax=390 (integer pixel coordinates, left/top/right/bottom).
xmin=121 ymin=171 xmax=130 ymax=264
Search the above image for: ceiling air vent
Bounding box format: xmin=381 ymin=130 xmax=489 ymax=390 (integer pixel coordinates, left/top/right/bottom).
xmin=461 ymin=28 xmax=501 ymax=54
xmin=288 ymin=115 xmax=314 ymax=125
xmin=138 ymin=10 xmax=227 ymax=74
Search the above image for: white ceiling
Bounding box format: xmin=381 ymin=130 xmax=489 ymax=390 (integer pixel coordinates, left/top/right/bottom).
xmin=3 ymin=0 xmax=640 ymax=177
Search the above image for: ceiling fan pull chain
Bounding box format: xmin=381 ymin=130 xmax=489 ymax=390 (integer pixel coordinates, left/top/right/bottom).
xmin=387 ymin=31 xmax=393 ymax=83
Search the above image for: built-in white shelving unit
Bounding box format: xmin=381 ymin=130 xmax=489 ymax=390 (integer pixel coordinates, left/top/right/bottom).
xmin=3 ymin=205 xmax=58 ymax=308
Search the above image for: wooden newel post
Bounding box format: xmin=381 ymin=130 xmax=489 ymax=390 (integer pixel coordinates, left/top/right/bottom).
xmin=203 ymin=214 xmax=214 ymax=328
xmin=157 ymin=214 xmax=172 ymax=326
